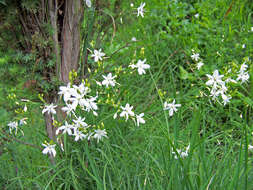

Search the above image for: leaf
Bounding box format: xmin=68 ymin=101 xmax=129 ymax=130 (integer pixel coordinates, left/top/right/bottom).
xmin=179 ymin=66 xmax=189 ymax=80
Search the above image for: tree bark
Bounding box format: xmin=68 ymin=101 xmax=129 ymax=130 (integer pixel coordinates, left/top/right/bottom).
xmin=61 ymin=0 xmax=83 ymax=83
xmin=49 ymin=0 xmax=61 ymax=79
xmin=46 ymin=0 xmax=83 ymax=145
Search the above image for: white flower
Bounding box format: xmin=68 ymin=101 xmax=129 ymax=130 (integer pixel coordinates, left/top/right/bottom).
xmin=102 ymin=73 xmax=116 ymax=88
xmin=242 ymin=44 xmax=246 ymax=49
xmin=73 ymin=130 xmax=87 ymax=141
xmin=81 ymin=96 xmax=98 ymax=115
xmin=42 ymin=143 xmax=56 ymax=157
xmin=210 ymin=89 xmax=222 ymax=101
xmin=248 ymin=145 xmax=253 ymax=150
xmin=130 ymin=3 xmax=134 ymax=7
xmin=206 ymin=70 xmax=225 ymax=89
xmin=93 ymin=129 xmax=108 ymax=143
xmin=164 ymin=99 xmax=181 ymax=117
xmin=95 ymin=80 xmax=102 ymax=86
xmin=251 ymin=27 xmax=253 ymax=32
xmin=69 ymin=93 xmax=84 ymax=109
xmin=137 ymin=2 xmax=145 ymax=18
xmin=24 ymin=104 xmax=27 ymax=112
xmin=130 ymin=59 xmax=150 ymax=75
xmin=85 ymin=0 xmax=92 ymax=7
xmin=237 ymin=72 xmax=249 ymax=83
xmin=191 ymin=53 xmax=200 ymax=62
xmin=8 ymin=121 xmax=18 ymax=134
xmin=240 ymin=63 xmax=248 ymax=73
xmin=196 ymin=61 xmax=204 ymax=70
xmin=61 ymin=103 xmax=75 ymax=115
xmin=58 ymin=83 xmax=74 ymax=102
xmin=73 ymin=116 xmax=87 ymax=128
xmin=136 ymin=113 xmax=145 ymax=126
xmin=42 ymin=103 xmax=57 ymax=115
xmin=221 ymin=93 xmax=231 ymax=105
xmin=131 ymin=37 xmax=137 ymax=41
xmin=120 ymin=103 xmax=135 ymax=121
xmin=19 ymin=118 xmax=27 ymax=126
xmin=236 ymin=63 xmax=249 ymax=83
xmin=73 ymin=82 xmax=89 ymax=96
xmin=194 ymin=13 xmax=199 ymax=18
xmin=91 ymin=49 xmax=105 ymax=62
xmin=56 ymin=121 xmax=73 ymax=136
xmin=113 ymin=112 xmax=118 ymax=119
xmin=172 ymin=145 xmax=190 ymax=159
xmin=225 ymin=78 xmax=237 ymax=83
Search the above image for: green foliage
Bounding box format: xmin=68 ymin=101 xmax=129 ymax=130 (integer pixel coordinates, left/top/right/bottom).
xmin=1 ymin=0 xmax=253 ymax=189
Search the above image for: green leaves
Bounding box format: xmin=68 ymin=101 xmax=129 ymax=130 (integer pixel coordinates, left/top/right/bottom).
xmin=179 ymin=66 xmax=194 ymax=81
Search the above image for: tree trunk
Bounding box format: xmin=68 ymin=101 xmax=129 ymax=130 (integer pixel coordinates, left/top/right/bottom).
xmin=61 ymin=0 xmax=83 ymax=83
xmin=46 ymin=0 xmax=83 ymax=145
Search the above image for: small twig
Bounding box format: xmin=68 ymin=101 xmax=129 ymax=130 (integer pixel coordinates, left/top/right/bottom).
xmin=1 ymin=131 xmax=42 ymax=150
xmin=224 ymin=0 xmax=235 ymax=20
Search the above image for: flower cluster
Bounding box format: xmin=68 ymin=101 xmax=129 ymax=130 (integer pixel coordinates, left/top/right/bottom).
xmin=58 ymin=82 xmax=98 ymax=116
xmin=191 ymin=50 xmax=204 ymax=70
xmin=7 ymin=119 xmax=26 ymax=136
xmin=41 ymin=82 xmax=109 ymax=157
xmin=114 ymin=103 xmax=145 ymax=127
xmin=206 ymin=70 xmax=232 ymax=105
xmin=205 ymin=58 xmax=250 ymax=106
xmin=236 ymin=62 xmax=249 ymax=83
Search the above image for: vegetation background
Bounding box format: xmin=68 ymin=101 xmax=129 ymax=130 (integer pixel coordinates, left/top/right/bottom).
xmin=0 ymin=0 xmax=253 ymax=189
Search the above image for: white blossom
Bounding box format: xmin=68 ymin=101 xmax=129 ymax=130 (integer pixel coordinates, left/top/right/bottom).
xmin=137 ymin=2 xmax=145 ymax=18
xmin=136 ymin=113 xmax=145 ymax=126
xmin=102 ymin=73 xmax=116 ymax=88
xmin=172 ymin=145 xmax=190 ymax=159
xmin=191 ymin=53 xmax=200 ymax=62
xmin=221 ymin=93 xmax=231 ymax=105
xmin=120 ymin=103 xmax=135 ymax=121
xmin=58 ymin=83 xmax=74 ymax=102
xmin=248 ymin=145 xmax=253 ymax=150
xmin=130 ymin=59 xmax=150 ymax=75
xmin=85 ymin=0 xmax=92 ymax=7
xmin=8 ymin=121 xmax=18 ymax=134
xmin=42 ymin=104 xmax=57 ymax=115
xmin=206 ymin=70 xmax=225 ymax=89
xmin=91 ymin=49 xmax=105 ymax=62
xmin=61 ymin=103 xmax=75 ymax=115
xmin=164 ymin=99 xmax=181 ymax=117
xmin=237 ymin=63 xmax=250 ymax=83
xmin=73 ymin=82 xmax=89 ymax=96
xmin=56 ymin=121 xmax=73 ymax=136
xmin=42 ymin=143 xmax=56 ymax=157
xmin=73 ymin=116 xmax=88 ymax=128
xmin=93 ymin=129 xmax=108 ymax=143
xmin=196 ymin=61 xmax=204 ymax=70
xmin=24 ymin=104 xmax=27 ymax=112
xmin=73 ymin=130 xmax=87 ymax=141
